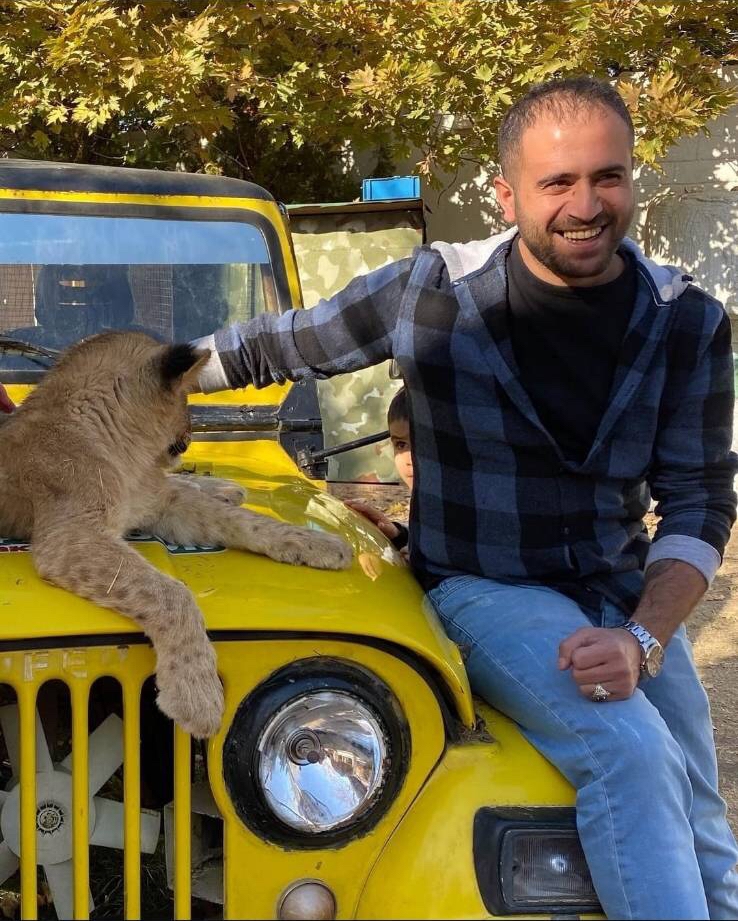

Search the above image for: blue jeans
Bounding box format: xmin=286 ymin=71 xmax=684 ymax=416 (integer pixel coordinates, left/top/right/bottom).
xmin=427 ymin=575 xmax=738 ymax=920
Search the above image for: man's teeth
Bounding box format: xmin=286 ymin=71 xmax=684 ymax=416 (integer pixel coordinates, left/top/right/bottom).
xmin=562 ymin=227 xmax=603 ymax=240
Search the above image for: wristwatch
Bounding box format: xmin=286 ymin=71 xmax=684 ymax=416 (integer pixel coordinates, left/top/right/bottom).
xmin=619 ymin=620 xmax=664 ymax=678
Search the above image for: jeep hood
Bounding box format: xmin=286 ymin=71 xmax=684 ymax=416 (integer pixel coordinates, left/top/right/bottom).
xmin=0 ymin=439 xmax=472 ymax=723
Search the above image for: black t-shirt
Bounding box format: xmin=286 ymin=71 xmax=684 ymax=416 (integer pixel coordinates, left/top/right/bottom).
xmin=506 ymin=238 xmax=637 ymax=463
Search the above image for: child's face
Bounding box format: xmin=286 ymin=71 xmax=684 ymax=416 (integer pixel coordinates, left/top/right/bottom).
xmin=390 ymin=418 xmax=413 ymax=489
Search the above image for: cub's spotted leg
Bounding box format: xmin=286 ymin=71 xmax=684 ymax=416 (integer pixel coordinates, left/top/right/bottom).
xmin=147 ymin=477 xmax=352 ymax=571
xmin=32 ymin=511 xmax=223 ymax=738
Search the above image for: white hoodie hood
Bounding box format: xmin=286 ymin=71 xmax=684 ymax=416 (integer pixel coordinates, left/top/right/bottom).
xmin=431 ymin=228 xmax=693 ymax=306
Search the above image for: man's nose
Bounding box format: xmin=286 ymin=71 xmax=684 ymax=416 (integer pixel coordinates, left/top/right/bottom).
xmin=568 ymin=182 xmax=603 ymax=224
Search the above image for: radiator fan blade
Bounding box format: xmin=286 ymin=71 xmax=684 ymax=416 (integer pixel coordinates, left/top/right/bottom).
xmin=60 ymin=713 xmax=124 ymax=795
xmin=89 ymin=796 xmax=161 ymax=853
xmin=0 ymin=840 xmax=19 ymax=885
xmin=0 ymin=704 xmax=54 ymax=776
xmin=43 ymin=858 xmax=94 ymax=921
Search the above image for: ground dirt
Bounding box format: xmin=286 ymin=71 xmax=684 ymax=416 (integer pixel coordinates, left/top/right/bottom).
xmin=689 ymin=529 xmax=738 ymax=831
xmin=329 ymin=482 xmax=738 ymax=831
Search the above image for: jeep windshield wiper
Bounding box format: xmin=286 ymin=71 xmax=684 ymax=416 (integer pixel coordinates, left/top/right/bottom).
xmin=0 ymin=336 xmax=59 ymax=367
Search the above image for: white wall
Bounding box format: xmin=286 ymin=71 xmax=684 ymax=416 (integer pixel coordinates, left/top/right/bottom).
xmin=633 ymin=99 xmax=738 ymax=315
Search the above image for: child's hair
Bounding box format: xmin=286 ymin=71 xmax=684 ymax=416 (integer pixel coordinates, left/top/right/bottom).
xmin=387 ymin=387 xmax=408 ymax=426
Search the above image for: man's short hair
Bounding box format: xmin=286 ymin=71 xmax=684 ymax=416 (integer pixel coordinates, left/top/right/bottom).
xmin=388 ymin=387 xmax=408 ymax=426
xmin=497 ymin=76 xmax=635 ymax=178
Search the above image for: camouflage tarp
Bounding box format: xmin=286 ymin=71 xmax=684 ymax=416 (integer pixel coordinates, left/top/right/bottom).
xmin=289 ymin=201 xmax=424 ymax=481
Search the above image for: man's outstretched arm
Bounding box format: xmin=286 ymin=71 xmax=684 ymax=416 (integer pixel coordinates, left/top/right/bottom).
xmin=193 ymin=257 xmax=414 ymax=392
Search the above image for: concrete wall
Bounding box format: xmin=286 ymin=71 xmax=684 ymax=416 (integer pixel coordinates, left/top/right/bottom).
xmin=634 ymin=116 xmax=738 ymax=317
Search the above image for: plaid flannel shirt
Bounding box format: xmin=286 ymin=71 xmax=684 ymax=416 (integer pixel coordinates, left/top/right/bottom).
xmin=196 ymin=231 xmax=737 ymax=612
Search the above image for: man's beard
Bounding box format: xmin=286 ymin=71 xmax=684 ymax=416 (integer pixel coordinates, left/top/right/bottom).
xmin=517 ymin=209 xmax=632 ymax=280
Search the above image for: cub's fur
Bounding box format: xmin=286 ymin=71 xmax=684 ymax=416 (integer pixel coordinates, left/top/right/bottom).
xmin=0 ymin=332 xmax=351 ymax=737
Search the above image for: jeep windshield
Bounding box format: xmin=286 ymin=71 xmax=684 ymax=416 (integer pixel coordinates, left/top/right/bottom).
xmin=0 ymin=211 xmax=284 ymax=380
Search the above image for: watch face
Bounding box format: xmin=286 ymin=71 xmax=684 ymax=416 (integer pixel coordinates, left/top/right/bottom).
xmin=645 ymin=644 xmax=664 ymax=677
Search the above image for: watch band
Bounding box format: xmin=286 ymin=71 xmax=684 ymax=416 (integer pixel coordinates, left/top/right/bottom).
xmin=619 ymin=620 xmax=664 ymax=677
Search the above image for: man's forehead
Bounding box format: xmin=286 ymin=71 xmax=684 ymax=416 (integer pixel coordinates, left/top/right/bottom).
xmin=518 ymin=108 xmax=632 ymax=172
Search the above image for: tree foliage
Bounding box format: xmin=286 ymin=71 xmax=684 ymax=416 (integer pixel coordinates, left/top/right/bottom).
xmin=0 ymin=0 xmax=736 ymax=199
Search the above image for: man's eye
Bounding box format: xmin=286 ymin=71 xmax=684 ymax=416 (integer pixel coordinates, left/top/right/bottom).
xmin=599 ymin=173 xmax=622 ymax=185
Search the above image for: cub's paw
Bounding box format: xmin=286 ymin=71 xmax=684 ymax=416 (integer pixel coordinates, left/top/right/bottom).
xmin=156 ymin=650 xmax=224 ymax=739
xmin=270 ymin=530 xmax=353 ymax=571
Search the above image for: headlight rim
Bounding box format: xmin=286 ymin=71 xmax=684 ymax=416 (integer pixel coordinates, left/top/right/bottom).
xmin=223 ymin=657 xmax=410 ymax=848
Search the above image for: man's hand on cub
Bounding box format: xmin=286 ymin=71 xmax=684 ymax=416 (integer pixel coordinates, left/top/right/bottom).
xmin=558 ymin=627 xmax=642 ymax=701
xmin=0 ymin=382 xmax=14 ymax=414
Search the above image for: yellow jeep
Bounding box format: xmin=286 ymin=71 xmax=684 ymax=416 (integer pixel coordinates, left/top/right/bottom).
xmin=0 ymin=160 xmax=600 ymax=920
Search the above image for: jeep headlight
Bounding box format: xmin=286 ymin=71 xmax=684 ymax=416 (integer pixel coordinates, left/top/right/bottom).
xmin=223 ymin=660 xmax=409 ymax=847
xmin=257 ymin=690 xmax=388 ymax=833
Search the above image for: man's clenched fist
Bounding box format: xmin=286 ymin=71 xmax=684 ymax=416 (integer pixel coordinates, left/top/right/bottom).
xmin=558 ymin=626 xmax=642 ymax=701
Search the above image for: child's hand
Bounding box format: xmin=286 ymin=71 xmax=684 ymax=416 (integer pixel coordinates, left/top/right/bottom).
xmin=344 ymin=498 xmax=401 ymax=541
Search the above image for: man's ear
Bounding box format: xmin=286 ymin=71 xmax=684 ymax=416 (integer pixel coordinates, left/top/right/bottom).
xmin=493 ymin=174 xmax=517 ymax=224
xmin=160 ymin=344 xmax=211 ymax=392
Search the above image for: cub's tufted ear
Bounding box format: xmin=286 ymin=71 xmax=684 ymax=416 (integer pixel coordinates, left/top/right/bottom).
xmin=160 ymin=344 xmax=211 ymax=392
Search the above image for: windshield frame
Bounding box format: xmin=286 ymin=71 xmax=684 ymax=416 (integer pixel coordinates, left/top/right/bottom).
xmin=0 ymin=195 xmax=295 ymax=383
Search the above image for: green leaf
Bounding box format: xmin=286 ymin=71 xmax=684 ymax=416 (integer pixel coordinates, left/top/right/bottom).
xmin=31 ymin=128 xmax=50 ymax=149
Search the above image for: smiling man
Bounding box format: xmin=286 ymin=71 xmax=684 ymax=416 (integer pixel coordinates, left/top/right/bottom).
xmin=195 ymin=77 xmax=738 ymax=918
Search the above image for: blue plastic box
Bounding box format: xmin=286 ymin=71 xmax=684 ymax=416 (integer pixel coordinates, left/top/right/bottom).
xmin=361 ymin=176 xmax=420 ymax=201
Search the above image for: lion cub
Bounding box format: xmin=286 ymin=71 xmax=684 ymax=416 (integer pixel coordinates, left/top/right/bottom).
xmin=0 ymin=332 xmax=351 ymax=737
